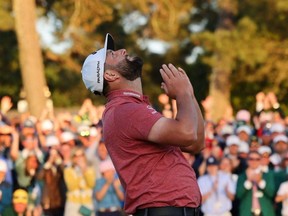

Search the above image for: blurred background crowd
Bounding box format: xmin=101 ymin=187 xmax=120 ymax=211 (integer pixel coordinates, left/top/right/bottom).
xmin=0 ymin=90 xmax=287 ymax=216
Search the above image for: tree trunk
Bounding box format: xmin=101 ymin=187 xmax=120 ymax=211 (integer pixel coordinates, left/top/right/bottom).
xmin=209 ymin=56 xmax=232 ymax=122
xmin=13 ymin=0 xmax=47 ymax=118
xmin=208 ymin=0 xmax=235 ymax=122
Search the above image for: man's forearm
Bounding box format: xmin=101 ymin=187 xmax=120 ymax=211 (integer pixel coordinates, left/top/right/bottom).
xmin=180 ymin=96 xmax=205 ymax=153
xmin=175 ymin=92 xmax=198 ymax=145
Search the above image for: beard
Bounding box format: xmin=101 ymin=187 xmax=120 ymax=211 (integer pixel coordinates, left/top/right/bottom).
xmin=116 ymin=55 xmax=143 ymax=81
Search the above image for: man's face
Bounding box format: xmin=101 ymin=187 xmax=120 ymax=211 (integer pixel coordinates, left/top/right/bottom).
xmin=274 ymin=141 xmax=288 ymax=154
xmin=0 ymin=134 xmax=12 ymax=148
xmin=22 ymin=136 xmax=37 ymax=150
xmin=12 ymin=189 xmax=28 ymax=214
xmin=260 ymin=153 xmax=270 ymax=166
xmin=238 ymin=131 xmax=249 ymax=142
xmin=25 ymin=155 xmax=38 ymax=175
xmin=207 ymin=164 xmax=218 ymax=175
xmin=247 ymin=152 xmax=261 ymax=169
xmin=105 ymin=49 xmax=143 ymax=81
xmin=220 ymin=158 xmax=232 ymax=173
xmin=229 ymin=144 xmax=239 ymax=155
xmin=60 ymin=143 xmax=72 ymax=158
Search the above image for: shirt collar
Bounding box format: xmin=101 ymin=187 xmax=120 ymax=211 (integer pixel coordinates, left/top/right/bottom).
xmin=106 ymin=89 xmax=149 ymax=103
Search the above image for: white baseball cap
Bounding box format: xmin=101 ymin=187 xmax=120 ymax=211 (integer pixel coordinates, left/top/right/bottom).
xmin=226 ymin=135 xmax=241 ymax=147
xmin=81 ymin=33 xmax=115 ymax=95
xmin=273 ymin=134 xmax=288 ymax=144
xmin=258 ymin=146 xmax=272 ymax=155
xmin=41 ymin=119 xmax=54 ymax=131
xmin=239 ymin=141 xmax=249 ymax=153
xmin=236 ymin=125 xmax=252 ymax=136
xmin=45 ymin=135 xmax=60 ymax=147
xmin=221 ymin=124 xmax=234 ymax=135
xmin=60 ymin=131 xmax=75 ymax=143
xmin=270 ymin=123 xmax=285 ymax=134
xmin=99 ymin=159 xmax=115 ymax=173
xmin=236 ymin=109 xmax=251 ymax=122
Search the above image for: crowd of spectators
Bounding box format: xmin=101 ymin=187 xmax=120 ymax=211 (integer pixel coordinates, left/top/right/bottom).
xmin=0 ymin=91 xmax=287 ymax=216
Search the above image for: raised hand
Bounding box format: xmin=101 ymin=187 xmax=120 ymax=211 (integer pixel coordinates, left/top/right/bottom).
xmin=0 ymin=96 xmax=13 ymax=114
xmin=160 ymin=64 xmax=193 ymax=99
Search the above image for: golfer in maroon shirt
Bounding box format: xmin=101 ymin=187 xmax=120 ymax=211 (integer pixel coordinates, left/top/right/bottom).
xmin=82 ymin=33 xmax=205 ymax=216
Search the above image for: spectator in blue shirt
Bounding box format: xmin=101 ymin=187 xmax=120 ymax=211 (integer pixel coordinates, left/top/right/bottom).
xmin=94 ymin=159 xmax=124 ymax=216
xmin=0 ymin=159 xmax=12 ymax=214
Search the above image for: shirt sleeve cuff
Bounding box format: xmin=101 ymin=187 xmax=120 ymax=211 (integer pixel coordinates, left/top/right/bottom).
xmin=244 ymin=180 xmax=253 ymax=189
xmin=258 ymin=180 xmax=266 ymax=189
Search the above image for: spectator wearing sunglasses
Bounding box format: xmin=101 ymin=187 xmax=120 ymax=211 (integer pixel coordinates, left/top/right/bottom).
xmin=236 ymin=151 xmax=276 ymax=216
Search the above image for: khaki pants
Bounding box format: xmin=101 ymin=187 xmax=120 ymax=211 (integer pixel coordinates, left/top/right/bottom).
xmin=204 ymin=212 xmax=232 ymax=216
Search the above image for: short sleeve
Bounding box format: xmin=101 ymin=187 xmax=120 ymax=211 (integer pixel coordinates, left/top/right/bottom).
xmin=277 ymin=182 xmax=288 ymax=196
xmin=115 ymin=103 xmax=162 ymax=140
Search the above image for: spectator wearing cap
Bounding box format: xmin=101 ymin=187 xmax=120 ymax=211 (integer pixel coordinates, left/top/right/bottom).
xmin=196 ymin=143 xmax=223 ymax=177
xmin=198 ymin=156 xmax=236 ymax=216
xmin=0 ymin=122 xmax=16 ymax=185
xmin=236 ymin=110 xmax=251 ymax=125
xmin=236 ymin=151 xmax=276 ymax=216
xmin=38 ymin=141 xmax=65 ymax=216
xmin=41 ymin=134 xmax=61 ymax=157
xmin=216 ymin=124 xmax=234 ymax=151
xmin=38 ymin=119 xmax=55 ymax=149
xmin=270 ymin=123 xmax=286 ymax=140
xmin=273 ymin=135 xmax=288 ymax=157
xmin=10 ymin=131 xmax=43 ymax=164
xmin=63 ymin=147 xmax=95 ymax=216
xmin=225 ymin=135 xmax=247 ymax=175
xmin=238 ymin=141 xmax=249 ymax=160
xmin=21 ymin=118 xmax=36 ymax=137
xmin=78 ymin=124 xmax=100 ymax=175
xmin=271 ymin=135 xmax=288 ymax=171
xmin=258 ymin=146 xmax=273 ymax=173
xmin=60 ymin=131 xmax=76 ymax=147
xmin=94 ymin=159 xmax=124 ymax=216
xmin=0 ymin=159 xmax=12 ymax=214
xmin=2 ymin=189 xmax=29 ymax=216
xmin=275 ymin=152 xmax=288 ymax=216
xmin=258 ymin=125 xmax=272 ymax=147
xmin=236 ymin=125 xmax=252 ymax=143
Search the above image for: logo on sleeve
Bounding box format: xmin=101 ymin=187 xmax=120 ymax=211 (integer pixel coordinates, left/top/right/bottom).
xmin=147 ymin=105 xmax=157 ymax=114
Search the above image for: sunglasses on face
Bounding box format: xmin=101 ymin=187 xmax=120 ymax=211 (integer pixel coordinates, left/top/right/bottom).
xmin=248 ymin=157 xmax=260 ymax=161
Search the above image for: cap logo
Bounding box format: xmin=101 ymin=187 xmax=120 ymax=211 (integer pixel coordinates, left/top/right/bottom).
xmin=96 ymin=61 xmax=101 ymax=83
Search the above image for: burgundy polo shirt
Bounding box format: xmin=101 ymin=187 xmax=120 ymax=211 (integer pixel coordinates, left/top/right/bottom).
xmin=102 ymin=89 xmax=201 ymax=214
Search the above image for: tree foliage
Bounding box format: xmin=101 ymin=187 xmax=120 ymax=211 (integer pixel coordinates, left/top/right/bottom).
xmin=0 ymin=0 xmax=287 ymax=116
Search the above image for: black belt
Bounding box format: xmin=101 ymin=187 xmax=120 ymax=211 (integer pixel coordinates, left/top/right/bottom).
xmin=134 ymin=206 xmax=200 ymax=216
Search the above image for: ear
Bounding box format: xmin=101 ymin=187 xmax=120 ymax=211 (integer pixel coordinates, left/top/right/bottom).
xmin=104 ymin=70 xmax=120 ymax=82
